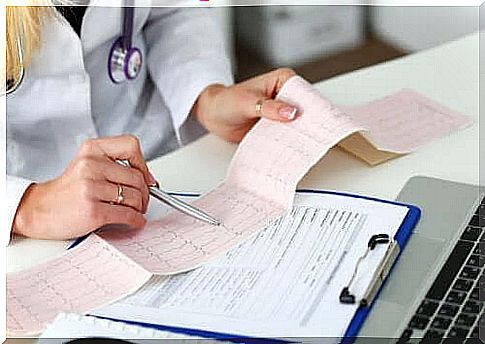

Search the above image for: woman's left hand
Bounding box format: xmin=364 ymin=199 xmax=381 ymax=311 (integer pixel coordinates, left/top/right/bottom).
xmin=192 ymin=68 xmax=299 ymax=143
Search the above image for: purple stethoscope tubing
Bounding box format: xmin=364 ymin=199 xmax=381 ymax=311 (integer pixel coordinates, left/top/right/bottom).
xmin=108 ymin=4 xmax=143 ymax=84
xmin=122 ymin=6 xmax=134 ymax=51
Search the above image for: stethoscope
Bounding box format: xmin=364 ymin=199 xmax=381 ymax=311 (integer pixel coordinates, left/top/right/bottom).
xmin=4 ymin=6 xmax=142 ymax=96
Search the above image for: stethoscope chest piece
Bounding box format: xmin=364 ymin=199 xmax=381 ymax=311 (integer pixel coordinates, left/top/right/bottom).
xmin=107 ymin=5 xmax=142 ymax=84
xmin=108 ymin=37 xmax=142 ymax=84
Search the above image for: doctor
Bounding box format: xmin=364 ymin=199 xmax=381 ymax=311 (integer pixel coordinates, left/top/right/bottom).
xmin=5 ymin=2 xmax=298 ymax=244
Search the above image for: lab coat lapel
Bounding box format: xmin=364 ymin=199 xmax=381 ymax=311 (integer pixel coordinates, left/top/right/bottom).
xmin=7 ymin=14 xmax=98 ymax=180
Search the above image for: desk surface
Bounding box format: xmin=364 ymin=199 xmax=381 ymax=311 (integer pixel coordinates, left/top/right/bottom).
xmin=7 ymin=33 xmax=480 ymax=274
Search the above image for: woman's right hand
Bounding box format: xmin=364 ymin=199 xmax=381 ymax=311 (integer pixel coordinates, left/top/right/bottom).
xmin=12 ymin=135 xmax=157 ymax=240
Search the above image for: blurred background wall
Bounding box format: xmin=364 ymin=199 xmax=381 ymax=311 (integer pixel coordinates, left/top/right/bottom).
xmin=212 ymin=6 xmax=481 ymax=83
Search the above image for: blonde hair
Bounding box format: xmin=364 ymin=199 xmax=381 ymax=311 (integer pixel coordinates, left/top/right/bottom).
xmin=5 ymin=1 xmax=59 ymax=87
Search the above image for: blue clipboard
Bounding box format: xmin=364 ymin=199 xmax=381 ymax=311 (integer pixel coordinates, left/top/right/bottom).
xmin=296 ymin=190 xmax=421 ymax=343
xmin=79 ymin=189 xmax=421 ymax=343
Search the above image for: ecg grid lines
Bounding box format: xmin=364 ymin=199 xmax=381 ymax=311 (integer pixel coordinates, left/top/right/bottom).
xmin=7 ymin=235 xmax=151 ymax=335
xmin=99 ymin=183 xmax=286 ymax=275
xmin=346 ymin=89 xmax=473 ymax=154
xmin=225 ymin=87 xmax=363 ymax=208
xmin=98 ymin=77 xmax=363 ymax=276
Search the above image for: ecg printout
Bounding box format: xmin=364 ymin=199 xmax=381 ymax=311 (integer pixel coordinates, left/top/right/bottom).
xmin=344 ymin=89 xmax=474 ymax=154
xmin=97 ymin=79 xmax=472 ymax=275
xmin=96 ymin=76 xmax=364 ymax=275
xmin=7 ymin=76 xmax=471 ymax=336
xmin=7 ymin=235 xmax=151 ymax=336
xmin=94 ymin=192 xmax=409 ymax=338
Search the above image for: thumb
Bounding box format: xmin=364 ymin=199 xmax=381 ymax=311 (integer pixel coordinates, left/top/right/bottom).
xmin=258 ymin=99 xmax=298 ymax=122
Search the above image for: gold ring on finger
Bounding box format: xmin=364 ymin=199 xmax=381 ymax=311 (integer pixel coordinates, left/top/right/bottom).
xmin=115 ymin=184 xmax=124 ymax=205
xmin=256 ymin=99 xmax=264 ymax=117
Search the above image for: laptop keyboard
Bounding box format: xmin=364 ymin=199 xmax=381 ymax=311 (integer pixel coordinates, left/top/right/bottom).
xmin=398 ymin=197 xmax=484 ymax=343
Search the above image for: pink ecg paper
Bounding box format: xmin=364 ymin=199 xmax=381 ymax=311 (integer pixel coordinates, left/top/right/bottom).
xmin=7 ymin=235 xmax=151 ymax=336
xmin=345 ymin=89 xmax=473 ymax=154
xmin=96 ymin=76 xmax=362 ymax=275
xmin=7 ymin=76 xmax=472 ymax=335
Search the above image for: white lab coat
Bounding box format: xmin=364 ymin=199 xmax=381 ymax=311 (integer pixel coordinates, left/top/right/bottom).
xmin=6 ymin=3 xmax=233 ymax=244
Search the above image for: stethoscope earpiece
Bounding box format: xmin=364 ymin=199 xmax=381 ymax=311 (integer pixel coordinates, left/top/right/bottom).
xmin=108 ymin=6 xmax=142 ymax=84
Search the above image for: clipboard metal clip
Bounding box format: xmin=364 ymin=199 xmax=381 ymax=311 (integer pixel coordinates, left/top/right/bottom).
xmin=339 ymin=234 xmax=401 ymax=307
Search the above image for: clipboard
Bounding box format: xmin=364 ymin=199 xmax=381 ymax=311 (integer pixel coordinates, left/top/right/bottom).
xmin=296 ymin=190 xmax=420 ymax=343
xmin=85 ymin=189 xmax=421 ymax=343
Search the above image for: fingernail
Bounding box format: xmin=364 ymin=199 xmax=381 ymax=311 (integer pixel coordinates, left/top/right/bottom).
xmin=149 ymin=181 xmax=160 ymax=188
xmin=279 ymin=106 xmax=297 ymax=120
xmin=148 ymin=172 xmax=159 ymax=188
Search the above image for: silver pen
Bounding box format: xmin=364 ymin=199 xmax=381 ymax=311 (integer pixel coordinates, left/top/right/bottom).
xmin=148 ymin=186 xmax=220 ymax=226
xmin=116 ymin=159 xmax=220 ymax=226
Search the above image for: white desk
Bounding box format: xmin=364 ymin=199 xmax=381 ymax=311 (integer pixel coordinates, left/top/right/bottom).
xmin=7 ymin=33 xmax=480 ymax=276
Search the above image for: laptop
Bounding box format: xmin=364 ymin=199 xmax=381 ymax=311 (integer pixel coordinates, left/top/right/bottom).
xmin=358 ymin=176 xmax=484 ymax=342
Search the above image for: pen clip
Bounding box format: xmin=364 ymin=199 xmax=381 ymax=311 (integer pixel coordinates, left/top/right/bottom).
xmin=339 ymin=234 xmax=395 ymax=306
xmin=116 ymin=159 xmax=130 ymax=168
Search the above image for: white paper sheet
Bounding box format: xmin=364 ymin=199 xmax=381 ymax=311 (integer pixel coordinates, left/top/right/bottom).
xmin=39 ymin=313 xmax=217 ymax=342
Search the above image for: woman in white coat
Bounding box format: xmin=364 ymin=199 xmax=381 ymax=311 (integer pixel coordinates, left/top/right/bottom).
xmin=5 ymin=3 xmax=298 ymax=243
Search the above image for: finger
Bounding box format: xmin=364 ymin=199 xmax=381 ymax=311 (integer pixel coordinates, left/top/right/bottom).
xmin=257 ymin=99 xmax=298 ymax=122
xmin=95 ymin=203 xmax=147 ymax=230
xmin=97 ymin=160 xmax=149 ymax=212
xmin=241 ymin=68 xmax=297 ymax=98
xmin=94 ymin=181 xmax=146 ymax=214
xmin=264 ymin=68 xmax=297 ymax=97
xmin=82 ymin=136 xmax=154 ymax=185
